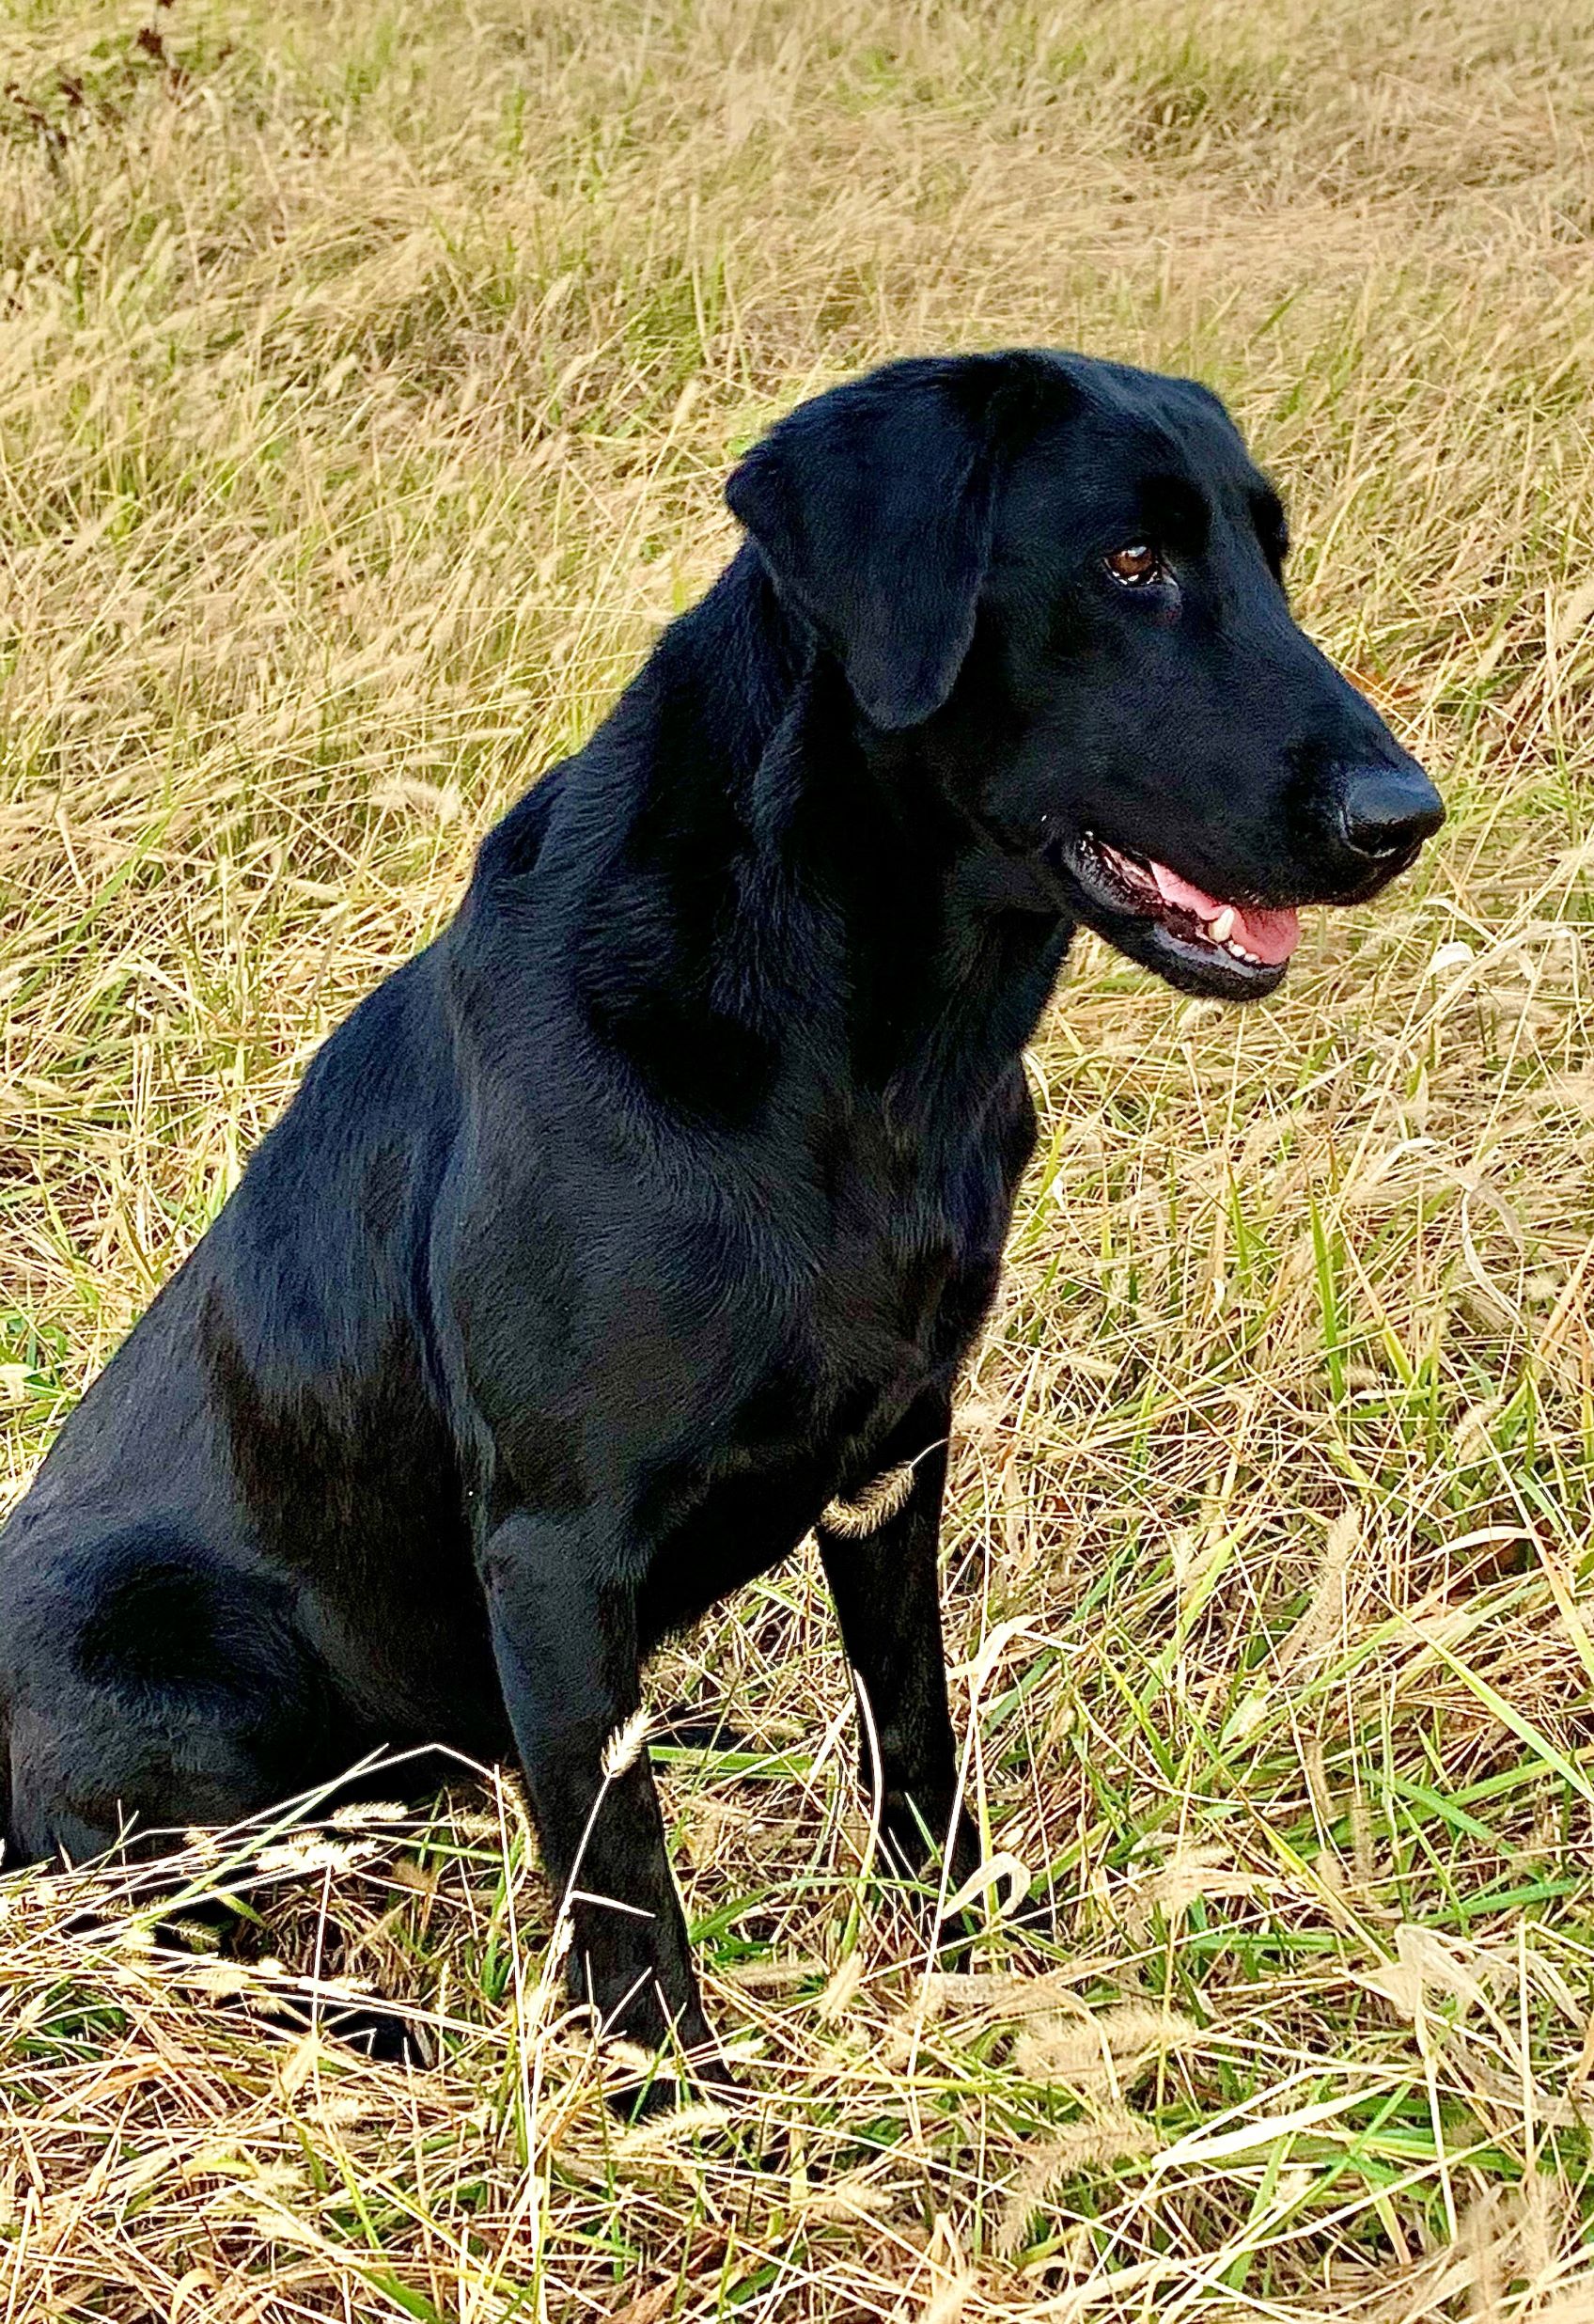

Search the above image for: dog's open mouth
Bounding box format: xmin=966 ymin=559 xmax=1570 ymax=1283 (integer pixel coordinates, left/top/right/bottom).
xmin=1084 ymin=838 xmax=1301 ymax=967
xmin=1045 ymin=830 xmax=1305 ymax=998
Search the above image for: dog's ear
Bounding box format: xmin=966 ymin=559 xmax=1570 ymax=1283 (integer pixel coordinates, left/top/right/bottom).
xmin=726 ymin=354 xmax=1038 ymax=732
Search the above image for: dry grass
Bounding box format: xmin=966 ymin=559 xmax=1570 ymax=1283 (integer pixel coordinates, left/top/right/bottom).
xmin=4 ymin=0 xmax=1594 ymax=2315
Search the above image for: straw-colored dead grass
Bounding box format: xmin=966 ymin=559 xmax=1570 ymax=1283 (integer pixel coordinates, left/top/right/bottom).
xmin=4 ymin=0 xmax=1594 ymax=2315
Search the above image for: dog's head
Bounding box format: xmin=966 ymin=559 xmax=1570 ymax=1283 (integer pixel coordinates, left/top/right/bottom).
xmin=727 ymin=351 xmax=1442 ymax=999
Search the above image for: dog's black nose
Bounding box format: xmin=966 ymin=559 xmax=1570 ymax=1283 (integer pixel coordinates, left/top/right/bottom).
xmin=1337 ymin=763 xmax=1446 ymax=859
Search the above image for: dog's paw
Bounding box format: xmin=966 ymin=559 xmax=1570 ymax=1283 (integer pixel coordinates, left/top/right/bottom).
xmin=320 ymin=2001 xmax=436 ymax=2069
xmin=601 ymin=2025 xmax=741 ymax=2119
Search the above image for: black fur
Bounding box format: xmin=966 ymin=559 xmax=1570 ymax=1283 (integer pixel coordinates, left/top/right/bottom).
xmin=0 ymin=351 xmax=1441 ymax=2075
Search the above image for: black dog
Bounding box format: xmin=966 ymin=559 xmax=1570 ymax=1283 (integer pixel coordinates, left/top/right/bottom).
xmin=0 ymin=351 xmax=1441 ymax=2076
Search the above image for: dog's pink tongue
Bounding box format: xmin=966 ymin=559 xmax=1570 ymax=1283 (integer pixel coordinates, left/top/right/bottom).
xmin=1149 ymin=860 xmax=1302 ymax=965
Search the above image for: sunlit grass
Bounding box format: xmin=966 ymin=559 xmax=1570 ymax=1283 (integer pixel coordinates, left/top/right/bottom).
xmin=3 ymin=0 xmax=1594 ymax=2316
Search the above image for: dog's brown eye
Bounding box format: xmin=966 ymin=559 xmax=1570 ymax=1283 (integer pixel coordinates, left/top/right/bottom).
xmin=1105 ymin=542 xmax=1165 ymax=587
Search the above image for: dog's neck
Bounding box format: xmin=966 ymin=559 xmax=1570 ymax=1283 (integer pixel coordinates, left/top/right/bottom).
xmin=568 ymin=544 xmax=1075 ymax=1134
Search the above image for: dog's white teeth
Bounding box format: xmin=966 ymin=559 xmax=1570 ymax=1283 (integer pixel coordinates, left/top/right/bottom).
xmin=1225 ymin=937 xmax=1260 ymax=965
xmin=1208 ymin=906 xmax=1236 ymax=944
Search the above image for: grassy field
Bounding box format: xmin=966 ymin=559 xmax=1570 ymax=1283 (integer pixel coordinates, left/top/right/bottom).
xmin=4 ymin=0 xmax=1594 ymax=2316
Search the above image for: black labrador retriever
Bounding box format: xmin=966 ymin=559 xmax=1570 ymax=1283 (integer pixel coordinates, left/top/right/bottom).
xmin=0 ymin=350 xmax=1441 ymax=2075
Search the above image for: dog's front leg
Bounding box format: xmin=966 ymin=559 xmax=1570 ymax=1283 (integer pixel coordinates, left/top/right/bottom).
xmin=478 ymin=1513 xmax=715 ymax=2085
xmin=816 ymin=1396 xmax=980 ymax=1902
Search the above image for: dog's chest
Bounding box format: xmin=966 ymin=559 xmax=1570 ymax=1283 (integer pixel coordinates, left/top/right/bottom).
xmin=797 ymin=1091 xmax=1024 ymax=1407
xmin=634 ymin=1206 xmax=992 ymax=1650
xmin=645 ymin=1136 xmax=1008 ymax=1581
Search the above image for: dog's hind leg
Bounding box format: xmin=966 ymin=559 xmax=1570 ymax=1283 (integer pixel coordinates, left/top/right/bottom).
xmin=3 ymin=1526 xmax=445 ymax=2063
xmin=3 ymin=1522 xmax=332 ymax=1869
xmin=817 ymin=1394 xmax=981 ymax=1906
